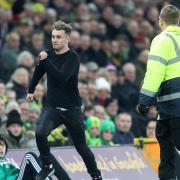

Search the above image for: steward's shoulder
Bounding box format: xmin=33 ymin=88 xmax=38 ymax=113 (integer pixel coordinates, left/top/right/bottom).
xmin=151 ymin=32 xmax=171 ymax=45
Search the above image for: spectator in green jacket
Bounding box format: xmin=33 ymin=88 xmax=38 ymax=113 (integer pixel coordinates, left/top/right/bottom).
xmin=100 ymin=119 xmax=115 ymax=146
xmin=85 ymin=116 xmax=101 ymax=146
xmin=0 ymin=134 xmax=19 ymax=180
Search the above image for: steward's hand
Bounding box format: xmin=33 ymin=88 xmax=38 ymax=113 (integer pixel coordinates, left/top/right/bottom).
xmin=137 ymin=104 xmax=150 ymax=115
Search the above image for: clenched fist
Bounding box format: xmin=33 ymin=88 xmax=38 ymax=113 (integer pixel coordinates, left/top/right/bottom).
xmin=38 ymin=51 xmax=48 ymax=61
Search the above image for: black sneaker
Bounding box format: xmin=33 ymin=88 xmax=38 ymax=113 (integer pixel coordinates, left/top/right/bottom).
xmin=35 ymin=164 xmax=55 ymax=180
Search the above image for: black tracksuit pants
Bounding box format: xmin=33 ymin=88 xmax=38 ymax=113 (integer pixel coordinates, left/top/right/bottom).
xmin=35 ymin=106 xmax=101 ymax=177
xmin=156 ymin=118 xmax=180 ymax=180
xmin=17 ymin=152 xmax=70 ymax=180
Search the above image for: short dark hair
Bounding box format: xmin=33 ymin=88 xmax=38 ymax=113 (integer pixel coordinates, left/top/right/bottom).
xmin=0 ymin=135 xmax=8 ymax=154
xmin=52 ymin=20 xmax=72 ymax=35
xmin=160 ymin=5 xmax=180 ymax=25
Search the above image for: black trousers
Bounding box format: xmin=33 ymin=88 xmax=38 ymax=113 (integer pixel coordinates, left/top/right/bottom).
xmin=17 ymin=152 xmax=70 ymax=180
xmin=35 ymin=106 xmax=101 ymax=177
xmin=156 ymin=118 xmax=180 ymax=180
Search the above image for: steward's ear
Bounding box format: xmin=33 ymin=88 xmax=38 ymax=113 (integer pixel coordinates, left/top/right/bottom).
xmin=66 ymin=34 xmax=70 ymax=41
xmin=158 ymin=17 xmax=163 ymax=29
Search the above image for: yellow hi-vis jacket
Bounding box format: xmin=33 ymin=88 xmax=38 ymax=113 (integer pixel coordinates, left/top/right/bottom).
xmin=139 ymin=26 xmax=180 ymax=119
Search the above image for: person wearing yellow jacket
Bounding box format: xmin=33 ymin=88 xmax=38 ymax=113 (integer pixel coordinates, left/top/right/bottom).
xmin=138 ymin=5 xmax=180 ymax=180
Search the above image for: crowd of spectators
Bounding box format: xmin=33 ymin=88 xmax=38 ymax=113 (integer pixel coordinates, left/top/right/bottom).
xmin=0 ymin=0 xmax=178 ymax=149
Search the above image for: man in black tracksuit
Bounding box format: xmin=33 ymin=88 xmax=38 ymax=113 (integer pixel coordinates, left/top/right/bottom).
xmin=26 ymin=20 xmax=102 ymax=180
xmin=0 ymin=134 xmax=70 ymax=180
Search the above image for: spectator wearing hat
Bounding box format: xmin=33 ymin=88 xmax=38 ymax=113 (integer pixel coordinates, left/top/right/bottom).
xmin=15 ymin=18 xmax=32 ymax=50
xmin=100 ymin=119 xmax=115 ymax=146
xmin=106 ymin=64 xmax=118 ymax=85
xmin=86 ymin=61 xmax=99 ymax=82
xmin=95 ymin=77 xmax=111 ymax=106
xmin=85 ymin=116 xmax=101 ymax=146
xmin=0 ymin=110 xmax=36 ymax=149
xmin=113 ymin=112 xmax=134 ymax=145
xmin=31 ymin=3 xmax=46 ymax=26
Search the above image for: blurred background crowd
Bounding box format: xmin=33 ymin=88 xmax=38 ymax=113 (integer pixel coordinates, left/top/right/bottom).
xmin=0 ymin=0 xmax=179 ymax=149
